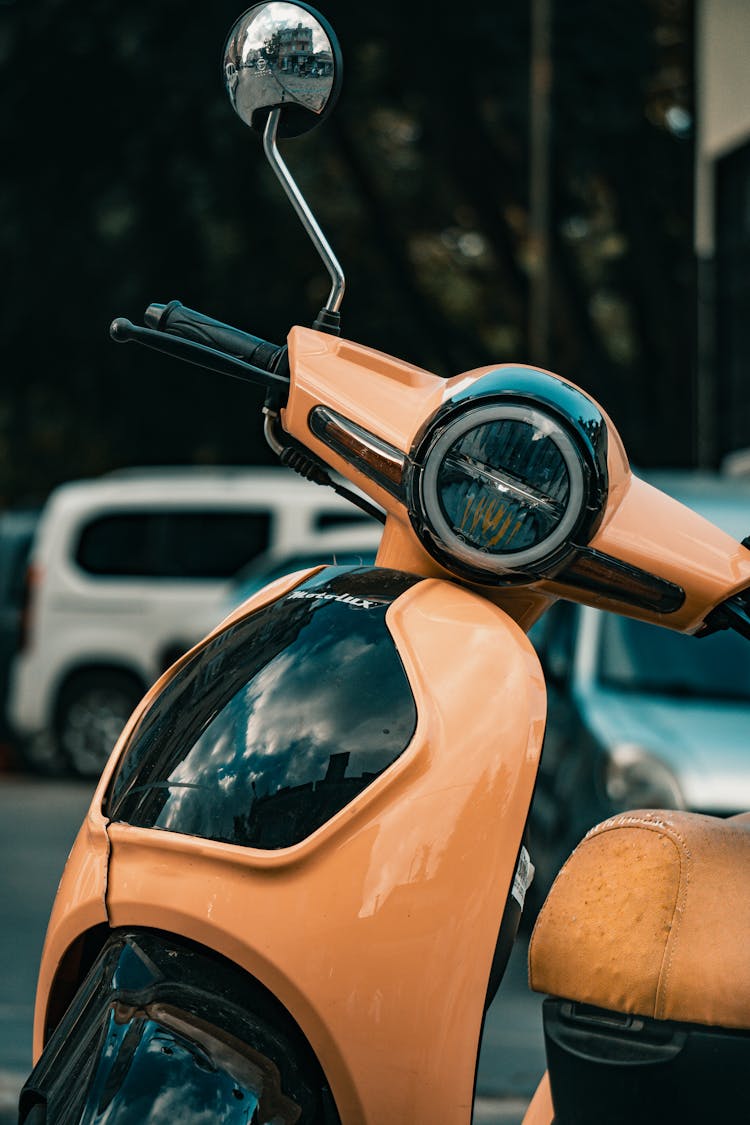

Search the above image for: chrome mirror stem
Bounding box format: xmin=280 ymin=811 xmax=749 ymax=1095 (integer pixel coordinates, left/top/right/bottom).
xmin=262 ymin=108 xmax=345 ymax=318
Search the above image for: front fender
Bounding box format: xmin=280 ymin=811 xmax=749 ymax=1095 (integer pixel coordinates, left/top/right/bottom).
xmin=21 ymin=929 xmax=338 ymax=1125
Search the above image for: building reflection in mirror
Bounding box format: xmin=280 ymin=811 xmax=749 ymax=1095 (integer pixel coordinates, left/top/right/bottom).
xmin=225 ymin=2 xmax=335 ymax=122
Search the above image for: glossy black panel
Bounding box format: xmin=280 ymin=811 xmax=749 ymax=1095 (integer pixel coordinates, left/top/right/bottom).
xmin=47 ymin=1008 xmax=272 ymax=1123
xmin=20 ymin=930 xmax=339 ymax=1125
xmin=560 ymin=546 xmax=685 ymax=613
xmin=445 ymin=366 xmax=609 ymax=488
xmin=107 ymin=567 xmax=418 ymax=849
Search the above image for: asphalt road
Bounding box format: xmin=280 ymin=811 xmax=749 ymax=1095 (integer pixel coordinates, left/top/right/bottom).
xmin=0 ymin=776 xmax=546 ymax=1124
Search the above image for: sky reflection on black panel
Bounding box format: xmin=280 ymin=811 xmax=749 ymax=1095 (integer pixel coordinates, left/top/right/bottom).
xmin=108 ymin=568 xmax=418 ymax=849
xmin=80 ymin=1010 xmax=263 ymax=1124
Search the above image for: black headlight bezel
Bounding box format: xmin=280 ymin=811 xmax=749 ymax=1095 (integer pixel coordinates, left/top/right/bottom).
xmin=405 ymin=367 xmax=609 ymax=585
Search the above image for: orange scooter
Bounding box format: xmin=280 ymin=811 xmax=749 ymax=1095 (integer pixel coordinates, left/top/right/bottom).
xmin=19 ymin=4 xmax=750 ymax=1123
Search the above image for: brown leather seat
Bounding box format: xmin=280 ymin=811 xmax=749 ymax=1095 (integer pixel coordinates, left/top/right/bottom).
xmin=528 ymin=809 xmax=750 ymax=1030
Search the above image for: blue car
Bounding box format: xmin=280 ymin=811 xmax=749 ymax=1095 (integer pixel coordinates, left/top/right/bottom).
xmin=528 ymin=472 xmax=750 ymax=911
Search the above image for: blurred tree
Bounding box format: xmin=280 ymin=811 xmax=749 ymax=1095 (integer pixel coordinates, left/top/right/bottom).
xmin=0 ymin=0 xmax=694 ymax=505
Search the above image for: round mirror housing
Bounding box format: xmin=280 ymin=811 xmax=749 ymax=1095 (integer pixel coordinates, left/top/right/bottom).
xmin=223 ymin=2 xmax=342 ymax=139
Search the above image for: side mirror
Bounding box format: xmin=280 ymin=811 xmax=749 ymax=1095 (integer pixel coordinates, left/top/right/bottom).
xmin=223 ymin=1 xmax=343 ymax=140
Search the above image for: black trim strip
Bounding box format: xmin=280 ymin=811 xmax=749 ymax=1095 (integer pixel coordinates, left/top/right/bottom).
xmin=559 ymin=547 xmax=685 ymax=613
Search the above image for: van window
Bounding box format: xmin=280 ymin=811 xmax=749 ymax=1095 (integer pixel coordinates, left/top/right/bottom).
xmin=75 ymin=511 xmax=272 ymax=579
xmin=314 ymin=510 xmax=376 ymax=531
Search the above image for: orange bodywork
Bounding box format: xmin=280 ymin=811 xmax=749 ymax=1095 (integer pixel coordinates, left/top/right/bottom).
xmin=522 ymin=1072 xmax=554 ymax=1124
xmin=283 ymin=328 xmax=750 ymax=633
xmin=35 ymin=573 xmax=546 ymax=1123
xmin=32 ymin=327 xmax=750 ymax=1123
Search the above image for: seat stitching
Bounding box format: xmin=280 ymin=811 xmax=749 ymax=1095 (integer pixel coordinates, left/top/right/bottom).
xmin=530 ymin=814 xmax=692 ymax=1016
xmin=587 ymin=814 xmax=692 ymax=1019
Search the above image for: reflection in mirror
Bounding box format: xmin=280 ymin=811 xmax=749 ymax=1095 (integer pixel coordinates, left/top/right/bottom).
xmin=224 ymin=2 xmax=339 ymax=136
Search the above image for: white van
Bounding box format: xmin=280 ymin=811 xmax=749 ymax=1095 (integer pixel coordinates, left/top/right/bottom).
xmin=9 ymin=467 xmax=376 ymax=776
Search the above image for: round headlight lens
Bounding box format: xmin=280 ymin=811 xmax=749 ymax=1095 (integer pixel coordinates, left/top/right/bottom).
xmin=418 ymin=402 xmax=586 ymax=577
xmin=603 ymin=744 xmax=685 ymax=810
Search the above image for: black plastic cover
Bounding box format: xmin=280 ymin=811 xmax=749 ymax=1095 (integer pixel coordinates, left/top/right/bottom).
xmin=19 ymin=930 xmax=340 ymax=1124
xmin=542 ymin=996 xmax=750 ymax=1124
xmin=106 ymin=567 xmax=419 ymax=849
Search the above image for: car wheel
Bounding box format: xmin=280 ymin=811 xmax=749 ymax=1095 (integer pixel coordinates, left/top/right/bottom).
xmin=56 ymin=672 xmax=142 ymax=779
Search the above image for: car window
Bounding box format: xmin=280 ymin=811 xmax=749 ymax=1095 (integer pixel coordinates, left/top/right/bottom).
xmin=598 ymin=614 xmax=750 ymax=701
xmin=75 ymin=511 xmax=272 ymax=579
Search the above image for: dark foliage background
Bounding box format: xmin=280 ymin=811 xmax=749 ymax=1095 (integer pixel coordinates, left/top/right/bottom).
xmin=0 ymin=0 xmax=694 ymax=505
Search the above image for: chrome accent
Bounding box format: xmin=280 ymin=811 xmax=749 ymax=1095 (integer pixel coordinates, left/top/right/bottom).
xmin=263 ymin=108 xmax=345 ymax=314
xmin=443 ymin=451 xmax=566 ymax=517
xmin=223 ymin=2 xmax=339 ymax=134
xmin=308 ymin=405 xmax=405 ymax=497
xmin=262 ymin=406 xmax=285 ymax=456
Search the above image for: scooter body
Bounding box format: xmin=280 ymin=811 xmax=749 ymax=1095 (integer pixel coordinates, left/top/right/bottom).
xmin=23 ymin=328 xmax=750 ymax=1124
xmin=20 ymin=4 xmax=750 ymax=1122
xmin=29 ymin=561 xmax=546 ymax=1122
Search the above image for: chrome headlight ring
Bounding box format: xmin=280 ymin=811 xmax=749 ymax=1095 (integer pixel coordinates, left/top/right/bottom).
xmin=407 ymin=371 xmax=608 ymax=585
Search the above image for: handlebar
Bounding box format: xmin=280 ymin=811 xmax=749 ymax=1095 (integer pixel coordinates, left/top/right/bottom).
xmin=145 ymin=301 xmax=288 ymax=375
xmin=109 ymin=300 xmax=289 ymax=402
xmin=110 ymin=300 xmax=387 ymax=524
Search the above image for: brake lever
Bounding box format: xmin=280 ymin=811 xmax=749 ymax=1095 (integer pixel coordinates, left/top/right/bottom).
xmin=700 ymin=590 xmax=750 ymax=640
xmin=110 ymin=318 xmax=289 ymax=396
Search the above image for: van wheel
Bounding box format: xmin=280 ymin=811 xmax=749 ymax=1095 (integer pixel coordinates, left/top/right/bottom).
xmin=56 ymin=672 xmax=142 ymax=779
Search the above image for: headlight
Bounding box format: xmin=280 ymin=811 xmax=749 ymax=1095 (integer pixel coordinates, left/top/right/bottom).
xmin=420 ymin=401 xmax=584 ymax=570
xmin=603 ymin=744 xmax=685 ymax=810
xmin=408 ymin=371 xmax=608 ymax=584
